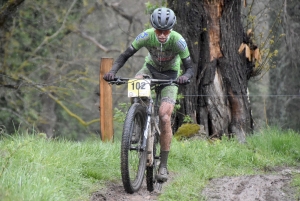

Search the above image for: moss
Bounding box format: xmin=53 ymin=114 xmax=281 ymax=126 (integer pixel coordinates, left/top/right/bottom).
xmin=174 ymin=123 xmax=201 ymax=140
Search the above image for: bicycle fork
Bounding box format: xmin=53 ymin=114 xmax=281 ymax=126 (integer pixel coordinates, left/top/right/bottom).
xmin=141 ymin=99 xmax=152 ymax=149
xmin=139 ymin=100 xmax=155 ymax=166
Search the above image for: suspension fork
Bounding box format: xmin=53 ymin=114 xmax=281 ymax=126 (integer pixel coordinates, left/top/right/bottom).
xmin=146 ymin=99 xmax=156 ymax=166
xmin=154 ymin=85 xmax=162 ymax=116
xmin=141 ymin=99 xmax=153 ymax=151
xmin=145 ymin=87 xmax=161 ymax=166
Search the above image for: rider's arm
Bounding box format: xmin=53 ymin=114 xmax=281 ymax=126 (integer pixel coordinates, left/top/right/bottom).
xmin=181 ymin=56 xmax=194 ymax=79
xmin=109 ymin=45 xmax=138 ymax=74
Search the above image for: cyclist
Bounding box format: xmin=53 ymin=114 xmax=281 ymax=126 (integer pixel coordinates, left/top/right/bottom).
xmin=103 ymin=7 xmax=194 ymax=182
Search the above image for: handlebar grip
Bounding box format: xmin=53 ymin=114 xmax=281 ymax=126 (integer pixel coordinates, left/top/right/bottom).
xmin=175 ymin=79 xmax=190 ymax=85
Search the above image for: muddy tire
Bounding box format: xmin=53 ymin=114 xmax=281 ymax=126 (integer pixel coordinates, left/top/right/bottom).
xmin=121 ymin=103 xmax=147 ymax=193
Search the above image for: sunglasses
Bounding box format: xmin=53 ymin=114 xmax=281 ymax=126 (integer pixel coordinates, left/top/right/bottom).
xmin=155 ymin=29 xmax=171 ymax=36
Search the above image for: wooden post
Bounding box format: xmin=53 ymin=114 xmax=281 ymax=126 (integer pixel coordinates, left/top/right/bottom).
xmin=99 ymin=58 xmax=114 ymax=141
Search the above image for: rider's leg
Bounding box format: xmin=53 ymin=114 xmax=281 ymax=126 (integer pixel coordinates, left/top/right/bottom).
xmin=159 ymin=101 xmax=174 ymax=151
xmin=156 ymin=100 xmax=174 ymax=182
xmin=155 ymin=83 xmax=178 ymax=182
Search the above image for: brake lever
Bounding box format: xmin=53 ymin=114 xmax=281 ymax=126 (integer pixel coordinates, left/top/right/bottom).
xmin=114 ymin=77 xmax=121 ymax=85
xmin=107 ymin=77 xmax=118 ymax=85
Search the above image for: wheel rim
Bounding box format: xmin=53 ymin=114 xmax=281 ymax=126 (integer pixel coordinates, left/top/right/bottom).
xmin=128 ymin=117 xmax=144 ymax=186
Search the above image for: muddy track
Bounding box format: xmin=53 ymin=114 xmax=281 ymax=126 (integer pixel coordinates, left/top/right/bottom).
xmin=90 ymin=182 xmax=159 ymax=201
xmin=90 ymin=167 xmax=299 ymax=201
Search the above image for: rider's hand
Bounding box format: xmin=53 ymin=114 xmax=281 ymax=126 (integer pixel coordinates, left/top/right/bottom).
xmin=103 ymin=72 xmax=115 ymax=81
xmin=176 ymin=75 xmax=189 ymax=85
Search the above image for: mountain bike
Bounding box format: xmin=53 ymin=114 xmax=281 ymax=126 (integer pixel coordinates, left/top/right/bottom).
xmin=108 ymin=76 xmax=181 ymax=194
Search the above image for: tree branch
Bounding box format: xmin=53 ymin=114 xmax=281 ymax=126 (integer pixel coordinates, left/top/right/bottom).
xmin=20 ymin=75 xmax=100 ymax=127
xmin=32 ymin=0 xmax=77 ymax=55
xmin=101 ymin=1 xmax=144 ymax=48
xmin=103 ymin=0 xmax=134 ymax=23
xmin=74 ymin=29 xmax=120 ymax=53
xmin=15 ymin=0 xmax=77 ymax=73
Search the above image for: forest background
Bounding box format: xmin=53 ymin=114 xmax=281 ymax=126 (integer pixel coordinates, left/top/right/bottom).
xmin=0 ymin=0 xmax=299 ymax=140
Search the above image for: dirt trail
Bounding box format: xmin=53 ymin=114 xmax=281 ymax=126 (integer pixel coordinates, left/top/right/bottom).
xmin=90 ymin=167 xmax=299 ymax=201
xmin=202 ymin=167 xmax=299 ymax=201
xmin=90 ymin=183 xmax=159 ymax=201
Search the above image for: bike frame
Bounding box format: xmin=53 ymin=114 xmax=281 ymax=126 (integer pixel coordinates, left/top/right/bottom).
xmin=109 ymin=77 xmax=180 ymax=192
xmin=132 ymin=83 xmax=161 ymax=167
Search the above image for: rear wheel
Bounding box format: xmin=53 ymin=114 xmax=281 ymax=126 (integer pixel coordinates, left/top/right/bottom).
xmin=121 ymin=103 xmax=147 ymax=193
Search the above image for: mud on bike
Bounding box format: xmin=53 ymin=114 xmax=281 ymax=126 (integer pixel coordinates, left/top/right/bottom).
xmin=108 ymin=76 xmax=182 ymax=194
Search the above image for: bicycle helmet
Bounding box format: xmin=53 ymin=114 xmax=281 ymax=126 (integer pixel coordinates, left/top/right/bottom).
xmin=150 ymin=7 xmax=176 ymax=30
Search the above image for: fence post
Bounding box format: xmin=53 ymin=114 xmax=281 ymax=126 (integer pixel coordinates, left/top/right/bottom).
xmin=99 ymin=58 xmax=114 ymax=141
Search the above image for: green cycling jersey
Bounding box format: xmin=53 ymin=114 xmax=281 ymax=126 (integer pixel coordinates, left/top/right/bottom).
xmin=132 ymin=28 xmax=190 ymax=72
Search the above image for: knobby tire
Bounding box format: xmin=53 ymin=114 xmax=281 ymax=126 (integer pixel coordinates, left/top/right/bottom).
xmin=146 ymin=131 xmax=160 ymax=192
xmin=121 ymin=103 xmax=147 ymax=193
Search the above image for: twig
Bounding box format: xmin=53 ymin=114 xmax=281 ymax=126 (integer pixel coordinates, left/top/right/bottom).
xmin=32 ymin=0 xmax=78 ymax=55
xmin=16 ymin=0 xmax=78 ymax=73
xmin=75 ymin=29 xmax=120 ymax=53
xmin=20 ymin=75 xmax=100 ymax=127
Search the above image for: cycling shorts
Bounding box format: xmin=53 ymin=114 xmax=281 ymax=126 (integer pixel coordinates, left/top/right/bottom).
xmin=135 ymin=63 xmax=179 ymax=105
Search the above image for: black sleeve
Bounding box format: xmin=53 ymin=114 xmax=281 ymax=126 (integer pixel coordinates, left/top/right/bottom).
xmin=181 ymin=56 xmax=194 ymax=79
xmin=109 ymin=45 xmax=138 ymax=74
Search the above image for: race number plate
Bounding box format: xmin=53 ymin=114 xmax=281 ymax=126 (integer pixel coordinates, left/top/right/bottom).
xmin=128 ymin=79 xmax=151 ymax=97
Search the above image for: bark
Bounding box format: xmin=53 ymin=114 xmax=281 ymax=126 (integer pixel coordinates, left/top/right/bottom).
xmin=169 ymin=0 xmax=253 ymax=142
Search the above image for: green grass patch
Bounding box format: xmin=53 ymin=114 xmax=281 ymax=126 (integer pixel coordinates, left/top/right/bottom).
xmin=159 ymin=127 xmax=300 ymax=201
xmin=292 ymin=173 xmax=300 ymax=199
xmin=0 ymin=133 xmax=121 ymax=201
xmin=0 ymin=127 xmax=300 ymax=200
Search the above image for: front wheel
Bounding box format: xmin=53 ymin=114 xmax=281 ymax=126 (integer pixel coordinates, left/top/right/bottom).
xmin=146 ymin=131 xmax=161 ymax=192
xmin=121 ymin=103 xmax=147 ymax=193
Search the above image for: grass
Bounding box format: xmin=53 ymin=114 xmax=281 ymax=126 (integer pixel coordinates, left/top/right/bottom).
xmin=161 ymin=127 xmax=300 ymax=200
xmin=0 ymin=133 xmax=121 ymax=201
xmin=0 ymin=127 xmax=300 ymax=200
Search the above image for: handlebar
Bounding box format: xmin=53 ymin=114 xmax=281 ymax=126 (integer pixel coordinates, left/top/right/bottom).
xmin=106 ymin=77 xmax=190 ymax=86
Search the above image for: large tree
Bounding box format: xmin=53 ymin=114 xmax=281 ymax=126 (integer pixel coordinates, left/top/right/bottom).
xmin=169 ymin=0 xmax=256 ymax=142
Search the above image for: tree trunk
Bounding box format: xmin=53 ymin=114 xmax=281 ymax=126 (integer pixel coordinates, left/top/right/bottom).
xmin=169 ymin=0 xmax=253 ymax=142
